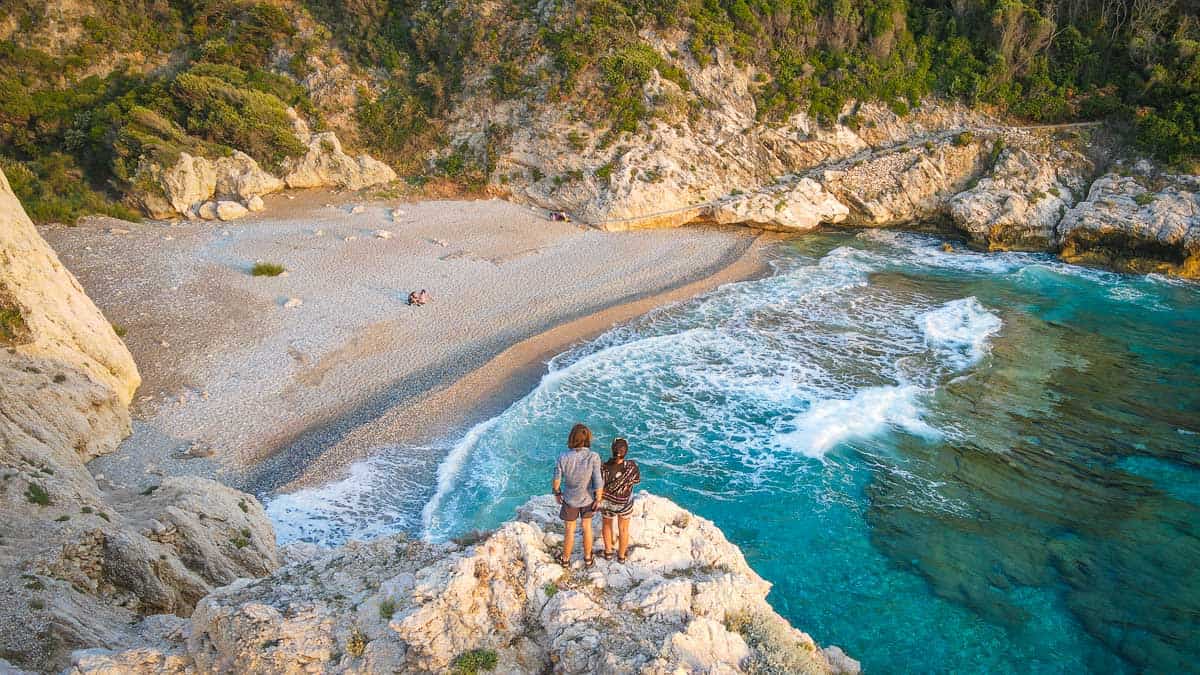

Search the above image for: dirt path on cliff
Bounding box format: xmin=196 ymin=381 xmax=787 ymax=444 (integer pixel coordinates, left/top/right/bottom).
xmin=39 ymin=191 xmax=763 ymax=496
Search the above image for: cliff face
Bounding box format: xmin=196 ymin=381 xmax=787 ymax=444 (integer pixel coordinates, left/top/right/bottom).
xmin=70 ymin=494 xmax=860 ymax=675
xmin=0 ymin=169 xmax=280 ymax=672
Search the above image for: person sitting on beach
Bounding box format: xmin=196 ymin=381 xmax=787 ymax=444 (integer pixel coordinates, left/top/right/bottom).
xmin=407 ymin=289 xmax=431 ymax=306
xmin=552 ymin=423 xmax=604 ymax=567
xmin=600 ymin=437 xmax=641 ymax=563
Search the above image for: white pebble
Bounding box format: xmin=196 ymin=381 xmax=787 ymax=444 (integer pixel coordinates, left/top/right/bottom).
xmin=283 ymin=297 xmax=303 ymax=308
xmin=375 ymin=230 xmax=393 ymax=239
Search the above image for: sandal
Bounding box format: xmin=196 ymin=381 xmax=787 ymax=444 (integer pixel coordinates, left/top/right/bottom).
xmin=617 ymin=551 xmax=628 ymax=564
xmin=584 ymin=554 xmax=595 ymax=568
xmin=601 ymin=549 xmax=613 ymax=561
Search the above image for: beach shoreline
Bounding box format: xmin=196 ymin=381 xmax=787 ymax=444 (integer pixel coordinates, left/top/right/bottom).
xmin=42 ymin=191 xmax=773 ymax=499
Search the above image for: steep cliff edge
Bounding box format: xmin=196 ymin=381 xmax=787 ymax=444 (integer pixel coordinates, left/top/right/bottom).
xmin=0 ymin=169 xmax=279 ymax=672
xmin=70 ymin=495 xmax=860 ymax=675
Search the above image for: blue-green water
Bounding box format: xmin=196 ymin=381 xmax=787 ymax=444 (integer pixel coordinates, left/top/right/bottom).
xmin=269 ymin=231 xmax=1200 ymax=673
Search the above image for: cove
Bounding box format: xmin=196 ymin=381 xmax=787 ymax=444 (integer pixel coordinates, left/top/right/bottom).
xmin=269 ymin=230 xmax=1200 ymax=673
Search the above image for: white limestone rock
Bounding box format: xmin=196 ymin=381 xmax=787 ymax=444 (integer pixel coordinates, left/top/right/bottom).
xmin=283 ymin=132 xmax=397 ymax=191
xmin=73 ymin=495 xmax=858 ymax=675
xmin=707 ymin=178 xmax=849 ymax=231
xmin=1057 ymin=172 xmax=1200 ymax=277
xmin=214 ymin=200 xmax=249 ymax=221
xmin=949 ymin=145 xmax=1093 ymax=250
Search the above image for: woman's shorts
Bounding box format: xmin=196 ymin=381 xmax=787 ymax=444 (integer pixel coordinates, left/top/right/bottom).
xmin=600 ymin=497 xmax=634 ymax=519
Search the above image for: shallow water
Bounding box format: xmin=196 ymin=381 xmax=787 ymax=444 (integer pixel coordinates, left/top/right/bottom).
xmin=268 ymin=231 xmax=1200 ymax=673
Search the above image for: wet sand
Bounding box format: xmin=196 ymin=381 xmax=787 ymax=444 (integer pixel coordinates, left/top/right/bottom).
xmin=42 ymin=190 xmax=768 ymax=496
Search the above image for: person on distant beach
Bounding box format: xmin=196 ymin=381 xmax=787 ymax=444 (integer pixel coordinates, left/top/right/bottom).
xmin=600 ymin=437 xmax=641 ymax=563
xmin=407 ymin=289 xmax=430 ymax=306
xmin=552 ymin=423 xmax=604 ymax=567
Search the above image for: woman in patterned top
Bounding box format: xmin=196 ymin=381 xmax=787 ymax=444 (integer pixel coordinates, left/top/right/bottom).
xmin=600 ymin=437 xmax=641 ymax=563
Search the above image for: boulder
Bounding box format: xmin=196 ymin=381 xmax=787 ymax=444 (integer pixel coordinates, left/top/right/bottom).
xmin=131 ymin=151 xmax=284 ymax=219
xmin=1057 ymin=172 xmax=1200 ymax=277
xmin=71 ymin=495 xmax=858 ymax=675
xmin=283 ymin=132 xmax=397 ymax=191
xmin=214 ymin=200 xmax=249 ymax=221
xmin=949 ymin=146 xmax=1093 ymax=251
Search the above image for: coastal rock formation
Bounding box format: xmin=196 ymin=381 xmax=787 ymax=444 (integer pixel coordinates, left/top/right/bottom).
xmin=0 ymin=168 xmax=280 ymax=671
xmin=949 ymin=145 xmax=1094 ymax=250
xmin=707 ymin=178 xmax=849 ymax=231
xmin=71 ymin=495 xmax=859 ymax=675
xmin=823 ymin=138 xmax=990 ymax=226
xmin=1057 ymin=171 xmax=1200 ymax=276
xmin=128 ymin=108 xmax=395 ymax=221
xmin=283 ymin=131 xmax=398 ymax=191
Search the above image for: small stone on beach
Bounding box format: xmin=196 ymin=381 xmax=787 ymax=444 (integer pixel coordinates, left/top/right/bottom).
xmin=283 ymin=297 xmax=303 ymax=308
xmin=350 ymin=205 xmax=366 ymax=214
xmin=375 ymin=230 xmax=393 ymax=239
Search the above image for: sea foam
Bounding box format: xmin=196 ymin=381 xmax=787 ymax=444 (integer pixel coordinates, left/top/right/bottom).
xmin=777 ymin=385 xmax=940 ymax=458
xmin=918 ymin=297 xmax=1003 ymax=369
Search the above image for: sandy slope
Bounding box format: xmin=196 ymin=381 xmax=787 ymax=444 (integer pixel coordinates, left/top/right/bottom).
xmin=41 ymin=190 xmax=763 ymax=497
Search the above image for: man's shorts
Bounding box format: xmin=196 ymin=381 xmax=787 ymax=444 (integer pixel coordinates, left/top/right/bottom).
xmin=600 ymin=497 xmax=634 ymax=519
xmin=559 ymin=502 xmax=596 ymax=521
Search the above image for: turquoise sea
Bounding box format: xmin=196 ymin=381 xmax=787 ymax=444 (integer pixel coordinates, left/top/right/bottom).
xmin=268 ymin=230 xmax=1200 ymax=673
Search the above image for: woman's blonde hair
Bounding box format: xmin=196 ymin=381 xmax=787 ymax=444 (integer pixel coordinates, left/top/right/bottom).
xmin=567 ymin=423 xmax=591 ymax=449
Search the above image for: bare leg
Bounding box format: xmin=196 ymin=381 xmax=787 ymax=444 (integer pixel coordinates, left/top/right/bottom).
xmin=618 ymin=516 xmax=632 ymax=558
xmin=602 ymin=517 xmax=614 ymax=554
xmin=562 ymin=519 xmax=577 ymax=561
xmin=581 ymin=515 xmax=595 ymax=560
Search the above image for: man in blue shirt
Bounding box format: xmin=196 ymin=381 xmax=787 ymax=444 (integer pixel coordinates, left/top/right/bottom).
xmin=552 ymin=423 xmax=604 ymax=567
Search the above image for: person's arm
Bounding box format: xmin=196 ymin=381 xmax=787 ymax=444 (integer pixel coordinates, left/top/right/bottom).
xmin=591 ymin=455 xmax=604 ymax=507
xmin=552 ymin=457 xmax=564 ymax=504
xmin=632 ymin=461 xmax=641 ymax=486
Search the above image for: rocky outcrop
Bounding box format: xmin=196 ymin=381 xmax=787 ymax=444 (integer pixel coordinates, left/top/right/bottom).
xmin=1057 ymin=171 xmax=1200 ymax=277
xmin=132 ymin=151 xmax=285 ymax=220
xmin=706 ymin=178 xmax=848 ymax=232
xmin=129 ymin=109 xmax=395 ymax=222
xmin=71 ymin=495 xmax=859 ymax=675
xmin=282 ymin=131 xmax=398 ymax=192
xmin=0 ymin=168 xmax=280 ymax=671
xmin=950 ymin=145 xmax=1094 ymax=251
xmin=823 ymin=138 xmax=991 ymax=226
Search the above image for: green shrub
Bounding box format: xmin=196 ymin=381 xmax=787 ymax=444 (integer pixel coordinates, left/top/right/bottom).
xmin=251 ymin=262 xmax=285 ymax=277
xmin=953 ymin=131 xmax=976 ymax=147
xmin=452 ymin=648 xmax=498 ymax=674
xmin=346 ymin=626 xmax=367 ymax=658
xmin=25 ymin=483 xmax=51 ymax=506
xmin=379 ymin=598 xmax=396 ymax=619
xmin=1134 ymin=193 xmax=1155 ymax=206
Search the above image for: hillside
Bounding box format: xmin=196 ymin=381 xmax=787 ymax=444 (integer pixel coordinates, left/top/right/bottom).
xmin=2 ymin=0 xmax=1198 ymax=224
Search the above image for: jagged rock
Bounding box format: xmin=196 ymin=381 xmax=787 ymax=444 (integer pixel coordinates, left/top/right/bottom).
xmin=1057 ymin=172 xmax=1200 ymax=277
xmin=70 ymin=495 xmax=859 ymax=675
xmin=0 ymin=168 xmax=278 ymax=672
xmin=214 ymin=200 xmax=249 ymax=221
xmin=283 ymin=132 xmax=397 ymax=191
xmin=706 ymin=178 xmax=849 ymax=231
xmin=823 ymin=137 xmax=991 ymax=226
xmin=949 ymin=146 xmax=1093 ymax=250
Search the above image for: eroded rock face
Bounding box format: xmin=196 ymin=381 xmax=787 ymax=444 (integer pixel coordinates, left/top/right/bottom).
xmin=1057 ymin=172 xmax=1200 ymax=277
xmin=70 ymin=495 xmax=859 ymax=675
xmin=949 ymin=146 xmax=1093 ymax=251
xmin=707 ymin=178 xmax=849 ymax=231
xmin=0 ymin=169 xmax=279 ymax=671
xmin=282 ymin=131 xmax=398 ymax=191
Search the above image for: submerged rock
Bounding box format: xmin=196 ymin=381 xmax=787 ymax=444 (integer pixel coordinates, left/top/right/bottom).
xmin=71 ymin=495 xmax=859 ymax=675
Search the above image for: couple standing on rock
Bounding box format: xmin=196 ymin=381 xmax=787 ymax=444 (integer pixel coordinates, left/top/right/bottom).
xmin=552 ymin=423 xmax=641 ymax=567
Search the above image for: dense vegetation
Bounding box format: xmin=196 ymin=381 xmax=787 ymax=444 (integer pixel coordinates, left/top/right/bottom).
xmin=1 ymin=0 xmax=1198 ymax=221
